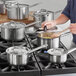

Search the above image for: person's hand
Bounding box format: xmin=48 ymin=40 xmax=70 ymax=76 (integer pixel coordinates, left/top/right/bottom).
xmin=41 ymin=20 xmax=56 ymax=29
xmin=70 ymin=23 xmax=76 ymax=34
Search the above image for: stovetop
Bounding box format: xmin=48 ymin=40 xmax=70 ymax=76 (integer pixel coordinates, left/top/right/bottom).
xmin=0 ymin=53 xmax=40 ymax=76
xmin=0 ymin=33 xmax=76 ymax=76
xmin=0 ymin=35 xmax=40 ymax=76
xmin=34 ymin=42 xmax=76 ymax=75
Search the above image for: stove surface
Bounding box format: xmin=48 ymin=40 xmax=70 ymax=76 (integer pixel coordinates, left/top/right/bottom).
xmin=0 ymin=54 xmax=40 ymax=76
xmin=34 ymin=42 xmax=76 ymax=76
xmin=0 ymin=35 xmax=40 ymax=76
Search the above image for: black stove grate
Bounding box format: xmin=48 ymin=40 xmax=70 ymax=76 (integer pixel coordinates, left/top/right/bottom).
xmin=34 ymin=42 xmax=76 ymax=75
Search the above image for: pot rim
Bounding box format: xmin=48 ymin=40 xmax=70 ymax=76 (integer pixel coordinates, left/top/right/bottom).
xmin=6 ymin=3 xmax=29 ymax=8
xmin=47 ymin=48 xmax=65 ymax=56
xmin=6 ymin=46 xmax=30 ymax=55
xmin=1 ymin=21 xmax=26 ymax=29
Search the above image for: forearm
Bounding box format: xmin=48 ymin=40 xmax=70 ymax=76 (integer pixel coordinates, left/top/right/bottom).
xmin=54 ymin=14 xmax=70 ymax=25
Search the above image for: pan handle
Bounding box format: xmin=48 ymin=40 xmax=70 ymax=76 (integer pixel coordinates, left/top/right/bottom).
xmin=29 ymin=2 xmax=42 ymax=8
xmin=25 ymin=21 xmax=41 ymax=28
xmin=27 ymin=44 xmax=48 ymax=54
xmin=64 ymin=48 xmax=76 ymax=55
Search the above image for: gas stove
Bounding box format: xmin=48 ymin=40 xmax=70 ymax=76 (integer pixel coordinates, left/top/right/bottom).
xmin=0 ymin=34 xmax=40 ymax=76
xmin=0 ymin=33 xmax=76 ymax=76
xmin=0 ymin=53 xmax=40 ymax=76
xmin=0 ymin=33 xmax=36 ymax=49
xmin=34 ymin=42 xmax=76 ymax=76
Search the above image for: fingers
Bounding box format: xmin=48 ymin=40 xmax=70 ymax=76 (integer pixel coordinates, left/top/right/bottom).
xmin=41 ymin=21 xmax=51 ymax=28
xmin=41 ymin=21 xmax=56 ymax=29
xmin=70 ymin=23 xmax=76 ymax=34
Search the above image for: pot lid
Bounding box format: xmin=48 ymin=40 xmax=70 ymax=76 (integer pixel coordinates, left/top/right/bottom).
xmin=6 ymin=46 xmax=30 ymax=55
xmin=6 ymin=3 xmax=29 ymax=8
xmin=47 ymin=48 xmax=64 ymax=56
xmin=1 ymin=21 xmax=26 ymax=29
xmin=34 ymin=9 xmax=52 ymax=16
xmin=5 ymin=0 xmax=17 ymax=6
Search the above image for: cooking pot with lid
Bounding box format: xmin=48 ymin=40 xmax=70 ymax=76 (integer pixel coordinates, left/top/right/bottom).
xmin=0 ymin=0 xmax=17 ymax=14
xmin=37 ymin=27 xmax=60 ymax=49
xmin=6 ymin=3 xmax=41 ymax=20
xmin=6 ymin=44 xmax=47 ymax=65
xmin=47 ymin=48 xmax=76 ymax=63
xmin=0 ymin=21 xmax=40 ymax=41
xmin=33 ymin=9 xmax=62 ymax=28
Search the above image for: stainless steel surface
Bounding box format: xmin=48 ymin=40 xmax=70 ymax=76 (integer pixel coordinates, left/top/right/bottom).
xmin=6 ymin=3 xmax=29 ymax=20
xmin=6 ymin=45 xmax=47 ymax=65
xmin=1 ymin=27 xmax=25 ymax=41
xmin=0 ymin=21 xmax=40 ymax=41
xmin=27 ymin=44 xmax=48 ymax=53
xmin=34 ymin=9 xmax=54 ymax=28
xmin=0 ymin=0 xmax=16 ymax=14
xmin=37 ymin=37 xmax=59 ymax=49
xmin=64 ymin=48 xmax=76 ymax=54
xmin=1 ymin=21 xmax=25 ymax=41
xmin=25 ymin=21 xmax=40 ymax=28
xmin=0 ymin=1 xmax=6 ymax=14
xmin=5 ymin=0 xmax=17 ymax=7
xmin=36 ymin=26 xmax=70 ymax=49
xmin=33 ymin=9 xmax=61 ymax=28
xmin=47 ymin=48 xmax=76 ymax=63
xmin=25 ymin=21 xmax=40 ymax=34
xmin=37 ymin=27 xmax=60 ymax=49
xmin=25 ymin=26 xmax=36 ymax=34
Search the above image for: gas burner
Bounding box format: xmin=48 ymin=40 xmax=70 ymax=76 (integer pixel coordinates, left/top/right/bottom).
xmin=1 ymin=61 xmax=38 ymax=72
xmin=34 ymin=41 xmax=76 ymax=75
xmin=0 ymin=41 xmax=26 ymax=48
xmin=0 ymin=37 xmax=27 ymax=48
xmin=0 ymin=54 xmax=40 ymax=75
xmin=45 ymin=63 xmax=66 ymax=69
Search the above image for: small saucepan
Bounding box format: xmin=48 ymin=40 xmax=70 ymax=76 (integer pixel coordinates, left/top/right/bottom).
xmin=6 ymin=44 xmax=47 ymax=65
xmin=47 ymin=48 xmax=76 ymax=63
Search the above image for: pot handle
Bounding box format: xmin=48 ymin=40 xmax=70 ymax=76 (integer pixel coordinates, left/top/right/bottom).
xmin=64 ymin=48 xmax=76 ymax=55
xmin=0 ymin=52 xmax=6 ymax=56
xmin=29 ymin=2 xmax=42 ymax=8
xmin=27 ymin=44 xmax=48 ymax=54
xmin=54 ymin=10 xmax=62 ymax=14
xmin=25 ymin=21 xmax=41 ymax=28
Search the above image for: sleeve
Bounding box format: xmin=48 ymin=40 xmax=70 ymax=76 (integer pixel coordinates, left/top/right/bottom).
xmin=62 ymin=0 xmax=70 ymax=19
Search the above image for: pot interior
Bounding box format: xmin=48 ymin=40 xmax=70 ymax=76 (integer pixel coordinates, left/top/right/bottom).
xmin=47 ymin=48 xmax=65 ymax=56
xmin=6 ymin=46 xmax=30 ymax=55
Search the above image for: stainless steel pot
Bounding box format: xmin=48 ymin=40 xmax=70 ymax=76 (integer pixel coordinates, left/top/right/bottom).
xmin=0 ymin=21 xmax=40 ymax=41
xmin=6 ymin=44 xmax=47 ymax=65
xmin=25 ymin=26 xmax=37 ymax=34
xmin=47 ymin=48 xmax=76 ymax=63
xmin=6 ymin=3 xmax=40 ymax=20
xmin=6 ymin=3 xmax=29 ymax=20
xmin=1 ymin=21 xmax=25 ymax=41
xmin=36 ymin=26 xmax=70 ymax=49
xmin=0 ymin=0 xmax=17 ymax=14
xmin=33 ymin=9 xmax=62 ymax=28
xmin=37 ymin=37 xmax=59 ymax=49
xmin=37 ymin=27 xmax=60 ymax=49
